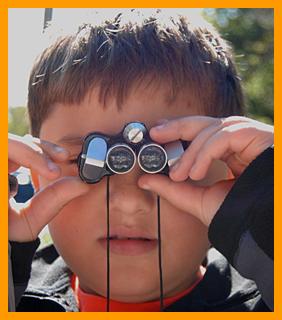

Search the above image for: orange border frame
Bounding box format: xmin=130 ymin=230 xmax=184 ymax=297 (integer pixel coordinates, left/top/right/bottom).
xmin=1 ymin=1 xmax=280 ymax=319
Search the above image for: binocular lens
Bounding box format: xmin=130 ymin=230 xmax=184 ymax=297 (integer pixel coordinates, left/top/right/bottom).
xmin=138 ymin=144 xmax=167 ymax=173
xmin=106 ymin=144 xmax=136 ymax=174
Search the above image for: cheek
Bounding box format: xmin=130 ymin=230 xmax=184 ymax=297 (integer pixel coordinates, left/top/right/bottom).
xmin=160 ymin=202 xmax=210 ymax=271
xmin=163 ymin=208 xmax=208 ymax=244
xmin=47 ymin=183 xmax=107 ymax=253
xmin=48 ymin=195 xmax=89 ymax=251
xmin=47 ymin=186 xmax=111 ymax=294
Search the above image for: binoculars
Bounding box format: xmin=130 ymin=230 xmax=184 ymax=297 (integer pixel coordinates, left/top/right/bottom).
xmin=78 ymin=122 xmax=188 ymax=184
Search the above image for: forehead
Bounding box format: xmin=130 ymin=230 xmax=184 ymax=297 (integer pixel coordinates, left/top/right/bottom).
xmin=40 ymin=84 xmax=200 ymax=145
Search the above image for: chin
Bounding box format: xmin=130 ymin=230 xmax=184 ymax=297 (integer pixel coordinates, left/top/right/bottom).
xmin=89 ymin=271 xmax=161 ymax=303
xmin=107 ymin=287 xmax=160 ymax=303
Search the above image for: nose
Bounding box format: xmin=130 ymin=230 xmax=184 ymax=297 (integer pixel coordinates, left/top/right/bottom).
xmin=108 ymin=168 xmax=155 ymax=217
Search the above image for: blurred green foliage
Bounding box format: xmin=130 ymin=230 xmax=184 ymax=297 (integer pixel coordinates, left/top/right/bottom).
xmin=8 ymin=9 xmax=273 ymax=136
xmin=8 ymin=106 xmax=29 ymax=135
xmin=203 ymin=8 xmax=274 ymax=124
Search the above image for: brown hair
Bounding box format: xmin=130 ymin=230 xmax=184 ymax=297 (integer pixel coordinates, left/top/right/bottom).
xmin=27 ymin=10 xmax=245 ymax=136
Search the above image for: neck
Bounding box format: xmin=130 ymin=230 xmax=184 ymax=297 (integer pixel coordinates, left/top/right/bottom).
xmin=78 ymin=266 xmax=206 ymax=303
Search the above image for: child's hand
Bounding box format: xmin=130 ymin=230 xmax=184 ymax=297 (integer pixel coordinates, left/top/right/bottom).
xmin=138 ymin=116 xmax=273 ymax=226
xmin=8 ymin=134 xmax=89 ymax=242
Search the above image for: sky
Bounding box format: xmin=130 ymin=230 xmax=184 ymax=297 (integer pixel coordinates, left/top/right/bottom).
xmin=8 ymin=9 xmax=44 ymax=107
xmin=8 ymin=8 xmax=203 ymax=107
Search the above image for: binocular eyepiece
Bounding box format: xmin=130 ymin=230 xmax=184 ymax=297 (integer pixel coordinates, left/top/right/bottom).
xmin=78 ymin=122 xmax=187 ymax=184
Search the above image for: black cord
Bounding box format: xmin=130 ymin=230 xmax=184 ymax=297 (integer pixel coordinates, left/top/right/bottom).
xmin=157 ymin=195 xmax=164 ymax=311
xmin=106 ymin=176 xmax=110 ymax=312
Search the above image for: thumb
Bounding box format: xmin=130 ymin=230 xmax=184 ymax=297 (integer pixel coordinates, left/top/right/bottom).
xmin=138 ymin=174 xmax=205 ymax=224
xmin=139 ymin=174 xmax=235 ymax=227
xmin=9 ymin=177 xmax=89 ymax=242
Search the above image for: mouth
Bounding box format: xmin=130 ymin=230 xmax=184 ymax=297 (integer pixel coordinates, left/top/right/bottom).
xmin=107 ymin=236 xmax=152 ymax=241
xmin=98 ymin=232 xmax=158 ymax=256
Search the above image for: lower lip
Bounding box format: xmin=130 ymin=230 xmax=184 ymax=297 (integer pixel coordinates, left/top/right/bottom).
xmin=98 ymin=239 xmax=158 ymax=255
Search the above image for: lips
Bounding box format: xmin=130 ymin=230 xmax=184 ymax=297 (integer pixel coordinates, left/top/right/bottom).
xmin=98 ymin=228 xmax=158 ymax=256
xmin=108 ymin=236 xmax=152 ymax=241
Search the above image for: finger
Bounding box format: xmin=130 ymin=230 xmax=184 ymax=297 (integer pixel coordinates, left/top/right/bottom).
xmin=9 ymin=135 xmax=61 ymax=179
xmin=169 ymin=121 xmax=222 ymax=181
xmin=150 ymin=116 xmax=221 ymax=143
xmin=150 ymin=115 xmax=251 ymax=144
xmin=8 ymin=177 xmax=89 ymax=242
xmin=8 ymin=160 xmax=20 ymax=173
xmin=199 ymin=180 xmax=234 ymax=226
xmin=139 ymin=174 xmax=234 ymax=227
xmin=189 ymin=123 xmax=257 ymax=180
xmin=155 ymin=118 xmax=169 ymax=126
xmin=138 ymin=174 xmax=204 ymax=221
xmin=25 ymin=135 xmax=70 ymax=162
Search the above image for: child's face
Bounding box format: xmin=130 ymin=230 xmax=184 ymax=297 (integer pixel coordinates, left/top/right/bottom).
xmin=39 ymin=82 xmax=210 ymax=302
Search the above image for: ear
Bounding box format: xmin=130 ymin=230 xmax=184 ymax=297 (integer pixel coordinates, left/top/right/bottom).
xmin=30 ymin=169 xmax=40 ymax=192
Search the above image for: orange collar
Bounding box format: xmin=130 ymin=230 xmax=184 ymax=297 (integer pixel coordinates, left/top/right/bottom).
xmin=71 ymin=271 xmax=204 ymax=312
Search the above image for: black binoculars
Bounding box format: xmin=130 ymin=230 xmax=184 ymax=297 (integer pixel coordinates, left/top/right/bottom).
xmin=78 ymin=122 xmax=188 ymax=184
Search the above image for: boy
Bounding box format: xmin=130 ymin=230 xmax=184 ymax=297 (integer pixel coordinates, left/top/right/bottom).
xmin=8 ymin=10 xmax=273 ymax=312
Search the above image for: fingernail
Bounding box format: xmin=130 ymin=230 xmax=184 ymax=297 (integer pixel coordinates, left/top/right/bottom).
xmin=153 ymin=123 xmax=167 ymax=130
xmin=189 ymin=164 xmax=197 ymax=177
xmin=48 ymin=161 xmax=60 ymax=172
xmin=156 ymin=119 xmax=169 ymax=126
xmin=54 ymin=146 xmax=67 ymax=154
xmin=140 ymin=184 xmax=150 ymax=190
xmin=171 ymin=161 xmax=180 ymax=172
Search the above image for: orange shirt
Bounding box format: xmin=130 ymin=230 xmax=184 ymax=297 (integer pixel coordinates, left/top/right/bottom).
xmin=71 ymin=271 xmax=204 ymax=312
